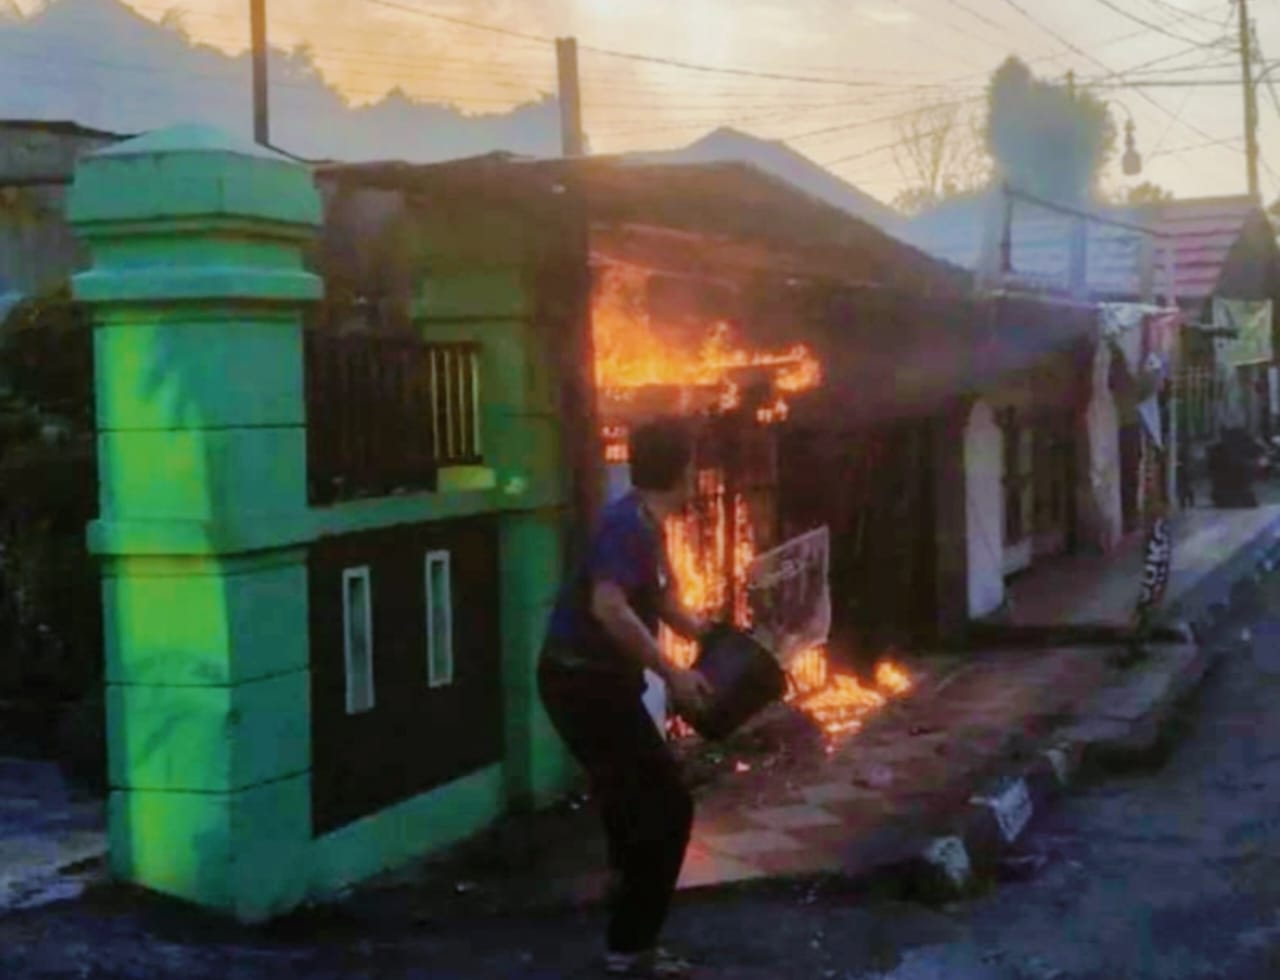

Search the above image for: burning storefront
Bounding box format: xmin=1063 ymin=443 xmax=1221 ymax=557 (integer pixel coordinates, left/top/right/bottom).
xmin=312 ymin=152 xmax=1101 ymax=753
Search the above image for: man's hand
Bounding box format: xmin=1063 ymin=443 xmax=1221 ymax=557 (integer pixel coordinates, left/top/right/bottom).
xmin=666 ymin=666 xmax=713 ymax=720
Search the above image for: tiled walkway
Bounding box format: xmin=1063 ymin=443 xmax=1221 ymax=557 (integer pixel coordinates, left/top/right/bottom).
xmin=1008 ymin=503 xmax=1280 ymax=627
xmin=670 ymin=645 xmax=1109 ymax=893
xmin=397 ymin=644 xmax=1116 ymax=916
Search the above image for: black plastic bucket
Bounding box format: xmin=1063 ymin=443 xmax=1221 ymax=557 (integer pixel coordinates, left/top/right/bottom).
xmin=688 ymin=624 xmax=787 ymax=741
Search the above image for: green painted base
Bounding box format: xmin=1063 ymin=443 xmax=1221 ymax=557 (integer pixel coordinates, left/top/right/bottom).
xmin=109 ymin=773 xmax=310 ymax=923
xmin=309 ymin=764 xmax=505 ymax=898
xmin=110 ymin=766 xmax=507 ymax=923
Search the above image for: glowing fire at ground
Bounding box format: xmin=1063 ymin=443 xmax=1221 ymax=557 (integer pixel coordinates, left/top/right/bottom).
xmin=592 ymin=261 xmax=910 ymax=741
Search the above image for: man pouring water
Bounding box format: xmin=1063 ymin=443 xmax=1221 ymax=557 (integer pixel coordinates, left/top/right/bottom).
xmin=539 ymin=416 xmax=714 ymax=978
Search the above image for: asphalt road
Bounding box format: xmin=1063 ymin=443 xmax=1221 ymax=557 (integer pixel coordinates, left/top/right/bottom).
xmin=854 ymin=572 xmax=1280 ymax=980
xmin=1 ymin=576 xmax=1279 ymax=979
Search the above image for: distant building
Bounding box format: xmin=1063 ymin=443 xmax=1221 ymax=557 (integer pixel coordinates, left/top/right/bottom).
xmin=0 ymin=119 xmax=127 ymax=316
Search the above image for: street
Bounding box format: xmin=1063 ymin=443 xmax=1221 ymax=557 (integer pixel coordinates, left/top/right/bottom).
xmin=0 ymin=571 xmax=1273 ymax=979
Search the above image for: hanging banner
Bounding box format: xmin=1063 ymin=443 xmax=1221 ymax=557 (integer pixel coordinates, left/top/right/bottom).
xmin=1135 ymin=309 xmax=1182 ymax=450
xmin=1214 ymin=299 xmax=1274 ymax=369
xmin=746 ymin=527 xmax=830 ymax=666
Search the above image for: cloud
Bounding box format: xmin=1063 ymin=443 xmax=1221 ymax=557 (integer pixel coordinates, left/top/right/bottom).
xmin=855 ymin=3 xmax=916 ymax=25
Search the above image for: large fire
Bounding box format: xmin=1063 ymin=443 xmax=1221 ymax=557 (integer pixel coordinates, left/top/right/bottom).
xmin=592 ymin=262 xmax=912 ymax=741
xmin=593 ymin=264 xmax=822 ymax=406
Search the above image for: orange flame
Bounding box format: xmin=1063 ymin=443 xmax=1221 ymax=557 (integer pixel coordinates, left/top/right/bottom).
xmin=590 ymin=263 xmax=909 ymax=744
xmin=791 ymin=653 xmax=915 ymax=741
xmin=593 ymin=264 xmax=821 ymax=398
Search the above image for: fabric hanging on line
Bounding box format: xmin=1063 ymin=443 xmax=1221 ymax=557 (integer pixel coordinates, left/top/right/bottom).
xmin=1083 ymin=338 xmax=1123 ymax=553
xmin=1213 ymin=299 xmax=1273 ymax=433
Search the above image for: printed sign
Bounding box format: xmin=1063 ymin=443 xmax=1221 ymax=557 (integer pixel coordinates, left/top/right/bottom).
xmin=969 ymin=779 xmax=1033 ymax=843
xmin=746 ymin=527 xmax=830 ymax=666
xmin=1137 ymin=514 xmax=1173 ymax=614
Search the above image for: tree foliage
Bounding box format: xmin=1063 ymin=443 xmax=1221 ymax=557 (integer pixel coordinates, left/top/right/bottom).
xmin=985 ymin=57 xmax=1116 ymax=203
xmin=1126 ymin=181 xmax=1175 ymax=206
xmin=890 ymin=100 xmax=989 ymax=215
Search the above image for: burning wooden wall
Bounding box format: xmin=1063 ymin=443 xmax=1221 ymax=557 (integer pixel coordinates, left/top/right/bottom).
xmin=588 ymin=259 xmax=921 ymax=736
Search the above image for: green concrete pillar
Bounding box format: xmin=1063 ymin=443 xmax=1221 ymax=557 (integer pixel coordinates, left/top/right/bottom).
xmin=69 ymin=125 xmax=322 ymax=922
xmin=413 ymin=212 xmax=577 ymax=808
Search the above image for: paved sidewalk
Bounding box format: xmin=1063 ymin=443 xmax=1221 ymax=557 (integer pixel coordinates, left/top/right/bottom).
xmin=382 ymin=499 xmax=1280 ymax=919
xmin=1007 ymin=502 xmax=1280 ymax=630
xmin=374 ymin=644 xmax=1114 ymax=920
xmin=0 ymin=758 xmax=104 ymax=912
xmin=6 ymin=496 xmax=1278 ymax=927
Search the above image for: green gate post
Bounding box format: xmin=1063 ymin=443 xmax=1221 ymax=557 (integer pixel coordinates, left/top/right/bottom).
xmin=411 ymin=205 xmax=577 ymax=808
xmin=69 ymin=126 xmax=322 ymax=922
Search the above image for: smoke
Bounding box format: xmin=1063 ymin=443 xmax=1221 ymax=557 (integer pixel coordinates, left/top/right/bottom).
xmin=985 ymin=56 xmax=1116 ymax=204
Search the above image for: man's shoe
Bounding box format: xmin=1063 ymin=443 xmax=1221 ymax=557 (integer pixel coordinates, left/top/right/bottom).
xmin=604 ymin=947 xmax=695 ymax=977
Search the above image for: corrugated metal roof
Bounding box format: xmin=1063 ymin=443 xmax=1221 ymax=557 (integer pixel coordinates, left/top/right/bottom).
xmin=907 ymin=191 xmax=1270 ymax=303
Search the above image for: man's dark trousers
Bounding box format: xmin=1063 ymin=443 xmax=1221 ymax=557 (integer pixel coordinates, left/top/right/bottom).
xmin=538 ymin=658 xmax=694 ymax=954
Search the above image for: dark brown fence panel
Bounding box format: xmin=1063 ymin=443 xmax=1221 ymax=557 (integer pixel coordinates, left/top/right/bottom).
xmin=308 ymin=517 xmax=503 ymax=836
xmin=305 ymin=332 xmax=483 ymax=505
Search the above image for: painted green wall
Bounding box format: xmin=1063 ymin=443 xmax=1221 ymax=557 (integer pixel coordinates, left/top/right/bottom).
xmin=74 ymin=125 xmax=578 ymax=923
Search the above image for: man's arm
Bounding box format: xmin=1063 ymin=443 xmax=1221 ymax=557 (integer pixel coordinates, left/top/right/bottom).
xmin=591 ymin=580 xmax=672 ymax=679
xmin=659 ymin=589 xmax=711 ymax=642
xmin=591 ymin=581 xmax=713 ymax=714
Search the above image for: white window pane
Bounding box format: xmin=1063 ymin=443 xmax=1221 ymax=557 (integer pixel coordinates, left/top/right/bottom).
xmin=343 ymin=568 xmax=375 ymax=714
xmin=426 ymin=551 xmax=454 ymax=688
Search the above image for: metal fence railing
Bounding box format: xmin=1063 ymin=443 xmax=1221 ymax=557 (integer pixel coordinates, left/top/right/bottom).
xmin=305 ymin=331 xmax=483 ymax=506
xmin=1177 ymin=366 xmax=1221 ymax=444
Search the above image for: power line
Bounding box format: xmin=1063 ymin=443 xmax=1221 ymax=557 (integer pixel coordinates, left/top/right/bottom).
xmin=780 ymin=94 xmax=986 ymax=144
xmin=357 ymin=0 xmax=973 ymax=90
xmin=1085 ymin=0 xmax=1232 ymax=48
xmin=1146 ymin=5 xmax=1237 ymax=156
xmin=1140 ymin=0 xmax=1236 ymax=29
xmin=992 ymin=0 xmax=1230 ymax=176
xmin=588 ymin=99 xmax=878 ymax=137
xmin=1146 ymin=134 xmax=1246 ymax=157
xmin=941 ymin=0 xmax=1011 ymax=33
xmin=819 ymin=122 xmax=957 ymax=169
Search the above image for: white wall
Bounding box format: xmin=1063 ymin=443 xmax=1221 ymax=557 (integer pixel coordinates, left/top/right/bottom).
xmin=1081 ymin=342 xmax=1123 ymax=553
xmin=964 ymin=400 xmax=1006 ymax=619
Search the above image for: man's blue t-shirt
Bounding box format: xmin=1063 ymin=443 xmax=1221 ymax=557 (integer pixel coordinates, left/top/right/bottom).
xmin=544 ymin=492 xmax=669 ymax=687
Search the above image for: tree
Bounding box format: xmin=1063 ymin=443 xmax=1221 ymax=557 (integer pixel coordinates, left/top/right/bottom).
xmin=985 ymin=57 xmax=1116 ymax=204
xmin=1125 ymin=181 xmax=1175 ymax=206
xmin=891 ymin=100 xmax=988 ymax=215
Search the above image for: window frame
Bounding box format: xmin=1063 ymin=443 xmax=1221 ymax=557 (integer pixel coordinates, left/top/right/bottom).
xmin=342 ymin=566 xmax=376 ymax=715
xmin=425 ymin=550 xmax=454 ymax=689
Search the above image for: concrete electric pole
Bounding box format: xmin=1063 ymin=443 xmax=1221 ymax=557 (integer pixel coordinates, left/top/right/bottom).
xmin=556 ymin=37 xmax=585 ymax=157
xmin=1238 ymin=0 xmax=1260 ymax=199
xmin=250 ymin=0 xmax=270 ymax=146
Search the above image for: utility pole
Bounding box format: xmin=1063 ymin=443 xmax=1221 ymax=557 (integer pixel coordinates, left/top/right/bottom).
xmin=556 ymin=37 xmax=585 ymax=157
xmin=250 ymin=0 xmax=270 ymax=146
xmin=1238 ymin=0 xmax=1260 ymax=199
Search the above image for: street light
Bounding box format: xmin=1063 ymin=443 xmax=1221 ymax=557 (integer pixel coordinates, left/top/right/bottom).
xmin=1122 ymin=118 xmax=1142 ymax=177
xmin=1069 ymin=75 xmax=1142 ymax=177
xmin=1104 ymin=101 xmax=1143 ymax=177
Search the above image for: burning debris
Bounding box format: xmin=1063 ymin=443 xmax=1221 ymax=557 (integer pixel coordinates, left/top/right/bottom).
xmin=591 ymin=261 xmax=913 ymax=743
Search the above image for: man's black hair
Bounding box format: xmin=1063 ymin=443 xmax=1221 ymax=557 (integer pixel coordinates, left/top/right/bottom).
xmin=629 ymin=416 xmax=693 ymax=492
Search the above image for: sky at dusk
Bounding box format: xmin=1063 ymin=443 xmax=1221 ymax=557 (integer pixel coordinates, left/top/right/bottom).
xmin=8 ymin=0 xmax=1280 ymax=206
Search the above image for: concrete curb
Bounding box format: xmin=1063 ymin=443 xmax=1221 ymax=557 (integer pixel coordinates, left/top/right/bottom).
xmin=1165 ymin=517 xmax=1280 ymax=640
xmin=864 ymin=515 xmax=1280 ymax=902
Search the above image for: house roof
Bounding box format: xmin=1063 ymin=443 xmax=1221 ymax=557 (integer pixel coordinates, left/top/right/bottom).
xmin=317 ymin=153 xmax=972 ymax=296
xmin=624 ymin=127 xmax=910 ymax=239
xmin=906 ymin=190 xmax=1277 ymax=305
xmin=0 ymin=119 xmax=129 ymax=141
